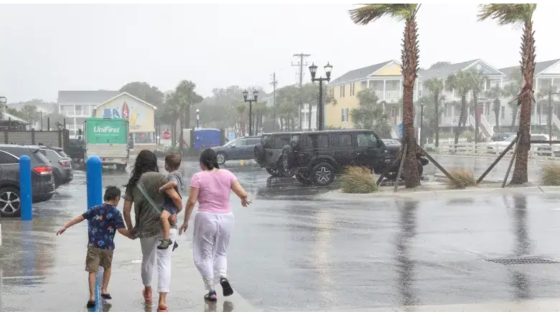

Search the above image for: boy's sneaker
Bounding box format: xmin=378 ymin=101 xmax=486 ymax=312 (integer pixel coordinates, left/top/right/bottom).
xmin=157 ymin=239 xmax=173 ymax=250
xmin=172 ymin=241 xmax=179 ymax=252
xmin=220 ymin=277 xmax=234 ymax=296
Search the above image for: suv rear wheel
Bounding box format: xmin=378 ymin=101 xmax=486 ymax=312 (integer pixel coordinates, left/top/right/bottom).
xmin=0 ymin=186 xmax=21 ymax=217
xmin=312 ymin=162 xmax=335 ymax=186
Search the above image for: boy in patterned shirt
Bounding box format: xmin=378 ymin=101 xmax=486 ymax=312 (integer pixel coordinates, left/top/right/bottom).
xmin=56 ymin=186 xmax=133 ymax=308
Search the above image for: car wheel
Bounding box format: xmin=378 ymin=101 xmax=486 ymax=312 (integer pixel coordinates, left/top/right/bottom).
xmin=266 ymin=167 xmax=280 ymax=177
xmin=312 ymin=162 xmax=335 ymax=186
xmin=0 ymin=186 xmax=21 ymax=217
xmin=217 ymin=152 xmax=227 ymax=165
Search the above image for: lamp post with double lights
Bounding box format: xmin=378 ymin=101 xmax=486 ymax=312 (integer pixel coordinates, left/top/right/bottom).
xmin=242 ymin=89 xmax=258 ymax=136
xmin=308 ymin=62 xmax=333 ymax=131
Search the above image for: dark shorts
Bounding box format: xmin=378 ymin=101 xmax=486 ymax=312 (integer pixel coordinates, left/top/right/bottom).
xmin=85 ymin=246 xmax=114 ymax=272
xmin=162 ymin=199 xmax=178 ymax=215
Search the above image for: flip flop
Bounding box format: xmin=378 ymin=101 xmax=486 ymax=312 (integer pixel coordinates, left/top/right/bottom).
xmin=220 ymin=278 xmax=234 ymax=297
xmin=101 ymin=293 xmax=112 ymax=300
xmin=86 ymin=300 xmax=95 ymax=308
xmin=204 ymin=290 xmax=217 ymax=302
xmin=157 ymin=305 xmax=168 ymax=312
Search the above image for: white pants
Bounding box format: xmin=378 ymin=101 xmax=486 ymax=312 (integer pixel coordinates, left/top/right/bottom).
xmin=140 ymin=228 xmax=177 ymax=293
xmin=193 ymin=211 xmax=234 ymax=290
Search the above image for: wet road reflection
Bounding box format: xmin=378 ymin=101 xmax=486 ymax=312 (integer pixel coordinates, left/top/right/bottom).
xmin=394 ymin=200 xmax=419 ymax=307
xmin=510 ymin=194 xmax=531 ymax=300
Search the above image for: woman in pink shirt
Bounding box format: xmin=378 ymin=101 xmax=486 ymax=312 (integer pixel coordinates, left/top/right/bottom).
xmin=179 ymin=148 xmax=250 ymax=302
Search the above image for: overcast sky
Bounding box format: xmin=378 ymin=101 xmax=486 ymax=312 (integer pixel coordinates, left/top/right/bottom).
xmin=0 ymin=1 xmax=559 ymax=102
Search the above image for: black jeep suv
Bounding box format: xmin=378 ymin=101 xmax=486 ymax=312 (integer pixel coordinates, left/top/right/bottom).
xmin=254 ymin=130 xmax=428 ymax=186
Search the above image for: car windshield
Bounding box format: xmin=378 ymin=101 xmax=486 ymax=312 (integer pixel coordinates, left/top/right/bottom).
xmin=224 ymin=139 xmax=238 ymax=146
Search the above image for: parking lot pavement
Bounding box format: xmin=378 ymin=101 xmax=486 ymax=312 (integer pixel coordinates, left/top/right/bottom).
xmin=4 ymin=159 xmax=560 ymax=311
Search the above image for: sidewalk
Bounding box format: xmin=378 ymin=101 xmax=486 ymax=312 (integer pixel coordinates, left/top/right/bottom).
xmin=0 ymin=220 xmax=256 ymax=312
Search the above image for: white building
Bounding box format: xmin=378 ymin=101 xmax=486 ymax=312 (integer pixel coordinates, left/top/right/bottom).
xmin=57 ymin=90 xmax=119 ymax=136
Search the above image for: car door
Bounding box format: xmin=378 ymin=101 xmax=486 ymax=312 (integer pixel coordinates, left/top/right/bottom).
xmin=227 ymin=138 xmax=243 ymax=159
xmin=0 ymin=150 xmax=20 ymax=185
xmin=330 ymin=133 xmax=353 ymax=166
xmin=353 ymin=132 xmax=385 ymax=170
xmin=241 ymin=138 xmax=259 ymax=160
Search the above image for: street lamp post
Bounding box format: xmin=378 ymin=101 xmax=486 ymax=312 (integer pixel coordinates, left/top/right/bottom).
xmin=242 ymin=89 xmax=258 ymax=136
xmin=196 ymin=108 xmax=200 ymax=129
xmin=309 ymin=62 xmax=333 ymax=131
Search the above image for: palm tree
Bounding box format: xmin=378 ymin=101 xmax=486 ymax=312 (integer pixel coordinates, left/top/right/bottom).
xmin=169 ymin=80 xmax=203 ymax=154
xmin=502 ymin=81 xmax=521 ymax=127
xmin=446 ymin=71 xmax=472 ymax=145
xmin=485 ymin=85 xmax=503 ymax=131
xmin=479 ymin=4 xmax=537 ymax=184
xmin=466 ymin=70 xmax=485 ymax=144
xmin=350 ymin=4 xmax=421 ymax=188
xmin=423 ymin=78 xmax=444 ymax=147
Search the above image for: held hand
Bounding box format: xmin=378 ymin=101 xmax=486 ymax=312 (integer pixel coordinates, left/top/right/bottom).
xmin=56 ymin=227 xmax=66 ymax=236
xmin=179 ymin=222 xmax=189 ymax=235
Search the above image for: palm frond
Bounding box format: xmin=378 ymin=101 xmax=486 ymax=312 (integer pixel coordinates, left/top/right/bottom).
xmin=349 ymin=4 xmax=418 ymax=24
xmin=478 ymin=4 xmax=536 ymax=24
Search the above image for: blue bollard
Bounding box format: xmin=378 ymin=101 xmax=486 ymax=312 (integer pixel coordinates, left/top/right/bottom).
xmin=19 ymin=155 xmax=32 ymax=221
xmin=86 ymin=155 xmax=103 ymax=311
xmin=86 ymin=156 xmax=103 ymax=209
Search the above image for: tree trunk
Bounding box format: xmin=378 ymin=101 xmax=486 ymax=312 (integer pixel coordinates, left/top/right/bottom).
xmin=474 ymin=92 xmax=479 ymax=144
xmin=511 ymin=20 xmax=536 ymax=185
xmin=494 ymin=100 xmax=500 ymax=131
xmin=455 ymin=97 xmax=467 ymax=145
xmin=434 ymin=94 xmax=440 ymax=148
xmin=401 ymin=16 xmax=420 ymax=188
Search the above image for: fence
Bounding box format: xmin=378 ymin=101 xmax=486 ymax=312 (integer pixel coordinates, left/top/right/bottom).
xmin=425 ymin=141 xmax=560 ymax=161
xmin=0 ymin=129 xmax=70 ymax=150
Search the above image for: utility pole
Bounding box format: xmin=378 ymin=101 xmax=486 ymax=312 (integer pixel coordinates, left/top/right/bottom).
xmin=270 ymin=73 xmax=278 ymax=131
xmin=292 ymin=53 xmax=310 ymax=130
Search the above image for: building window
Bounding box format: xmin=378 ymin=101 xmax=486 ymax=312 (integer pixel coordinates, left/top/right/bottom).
xmin=350 ymin=83 xmax=355 ymax=96
xmin=341 ymin=108 xmax=349 ymax=122
xmin=63 ymin=105 xmax=74 ymax=116
xmin=340 ymin=85 xmax=346 ymax=97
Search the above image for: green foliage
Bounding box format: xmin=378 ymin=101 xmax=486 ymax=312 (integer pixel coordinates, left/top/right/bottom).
xmin=478 ymin=4 xmax=536 ymax=25
xmin=341 ymin=166 xmax=378 ymax=193
xmin=120 ymin=82 xmax=164 ymax=107
xmin=541 ymin=164 xmax=560 ymax=186
xmin=447 ymin=169 xmax=477 ymax=189
xmin=350 ymin=89 xmax=392 ymax=137
xmin=349 ymin=4 xmax=419 ymax=24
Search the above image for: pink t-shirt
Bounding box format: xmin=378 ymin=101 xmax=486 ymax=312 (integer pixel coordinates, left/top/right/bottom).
xmin=190 ymin=169 xmax=238 ymax=213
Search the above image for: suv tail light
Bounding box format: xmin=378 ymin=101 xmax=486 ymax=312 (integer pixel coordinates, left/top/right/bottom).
xmin=33 ymin=166 xmax=53 ymax=175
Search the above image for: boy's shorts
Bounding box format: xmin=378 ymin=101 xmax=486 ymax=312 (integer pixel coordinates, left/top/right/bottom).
xmin=162 ymin=200 xmax=178 ymax=215
xmin=85 ymin=245 xmax=114 ymax=272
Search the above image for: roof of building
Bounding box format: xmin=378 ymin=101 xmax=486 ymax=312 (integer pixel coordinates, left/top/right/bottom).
xmin=3 ymin=112 xmax=28 ymax=124
xmin=95 ymin=92 xmax=158 ymax=110
xmin=500 ymin=59 xmax=560 ymax=78
xmin=330 ymin=60 xmax=395 ymax=85
xmin=58 ymin=90 xmax=119 ymax=104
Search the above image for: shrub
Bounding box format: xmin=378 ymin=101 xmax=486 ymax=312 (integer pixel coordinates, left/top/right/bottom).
xmin=341 ymin=166 xmax=378 ymax=193
xmin=542 ymin=164 xmax=560 ymax=186
xmin=448 ymin=169 xmax=476 ymax=189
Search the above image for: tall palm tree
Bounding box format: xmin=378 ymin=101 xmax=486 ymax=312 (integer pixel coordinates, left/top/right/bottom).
xmin=446 ymin=71 xmax=472 ymax=145
xmin=502 ymin=81 xmax=521 ymax=127
xmin=350 ymin=4 xmax=420 ymax=188
xmin=479 ymin=3 xmax=537 ymax=184
xmin=466 ymin=70 xmax=485 ymax=144
xmin=423 ymin=78 xmax=444 ymax=147
xmin=171 ymin=80 xmax=203 ymax=154
xmin=485 ymin=85 xmax=503 ymax=131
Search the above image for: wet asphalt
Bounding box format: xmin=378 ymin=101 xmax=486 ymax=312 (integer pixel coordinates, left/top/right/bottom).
xmin=2 ymin=155 xmax=560 ymax=311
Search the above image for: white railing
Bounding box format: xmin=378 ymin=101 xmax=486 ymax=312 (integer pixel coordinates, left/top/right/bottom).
xmin=424 ymin=141 xmax=560 ymax=160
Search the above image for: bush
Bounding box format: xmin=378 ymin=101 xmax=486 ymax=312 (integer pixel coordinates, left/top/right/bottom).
xmin=341 ymin=166 xmax=378 ymax=193
xmin=542 ymin=164 xmax=560 ymax=186
xmin=448 ymin=169 xmax=476 ymax=189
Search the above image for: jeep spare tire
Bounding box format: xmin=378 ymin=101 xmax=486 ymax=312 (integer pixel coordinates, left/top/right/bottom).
xmin=312 ymin=162 xmax=335 ymax=186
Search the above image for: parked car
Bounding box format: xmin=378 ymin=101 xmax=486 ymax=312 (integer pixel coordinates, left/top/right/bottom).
xmin=254 ymin=130 xmax=428 ymax=186
xmin=491 ymin=132 xmax=516 ymax=142
xmin=0 ymin=145 xmax=56 ymax=217
xmin=486 ymin=134 xmax=517 ymax=154
xmin=39 ymin=146 xmax=73 ymax=187
xmin=487 ymin=133 xmax=552 ymax=155
xmin=212 ymin=136 xmax=261 ymax=165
